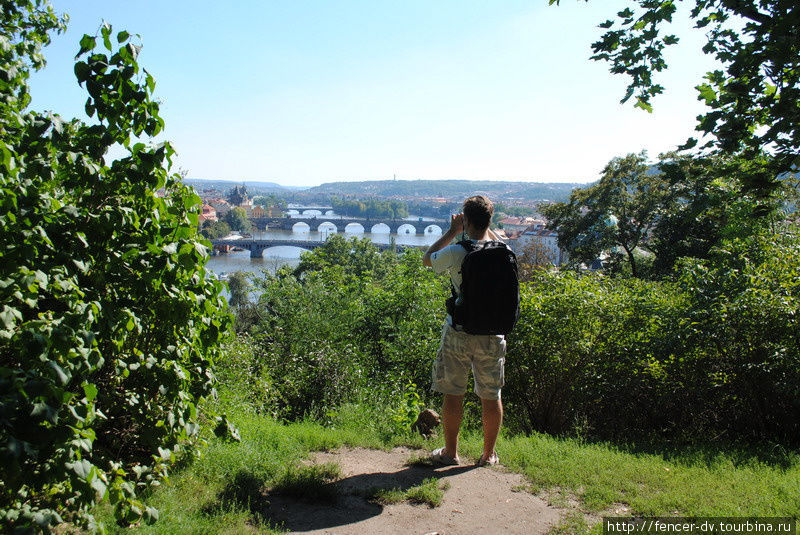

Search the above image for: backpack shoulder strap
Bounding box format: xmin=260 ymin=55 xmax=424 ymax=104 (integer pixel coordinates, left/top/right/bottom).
xmin=457 ymin=239 xmax=481 ymax=253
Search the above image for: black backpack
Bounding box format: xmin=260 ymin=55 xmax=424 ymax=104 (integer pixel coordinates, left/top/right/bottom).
xmin=445 ymin=240 xmax=520 ymax=335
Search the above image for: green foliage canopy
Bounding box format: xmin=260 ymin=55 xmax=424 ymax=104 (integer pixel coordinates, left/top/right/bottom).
xmin=506 ymin=225 xmax=800 ymax=444
xmin=224 ymin=206 xmax=251 ymax=233
xmin=0 ymin=5 xmax=231 ymax=532
xmin=200 ymin=219 xmax=232 ymax=240
xmin=553 ymin=0 xmax=800 ymax=194
xmin=541 ymin=152 xmax=667 ymax=277
xmin=247 ymin=236 xmax=447 ymax=426
xmin=543 ymin=151 xmax=781 ymax=277
xmin=330 ymin=196 xmax=409 ymax=220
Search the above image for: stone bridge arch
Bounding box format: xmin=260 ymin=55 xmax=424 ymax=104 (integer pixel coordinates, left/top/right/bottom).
xmin=370 ymin=223 xmax=391 ymax=234
xmin=316 ymin=221 xmax=338 ymax=233
xmin=345 ymin=222 xmax=365 ymax=234
xmin=397 ymin=223 xmax=416 ymax=235
xmin=424 ymin=224 xmax=444 ymax=235
xmin=260 ymin=244 xmax=314 ymax=256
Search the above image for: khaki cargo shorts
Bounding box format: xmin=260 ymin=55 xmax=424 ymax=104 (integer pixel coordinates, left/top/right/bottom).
xmin=431 ymin=323 xmax=507 ymax=400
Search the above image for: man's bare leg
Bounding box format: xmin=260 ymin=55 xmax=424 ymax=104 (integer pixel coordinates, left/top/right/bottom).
xmin=441 ymin=393 xmax=464 ymax=459
xmin=481 ymin=397 xmax=503 ymax=460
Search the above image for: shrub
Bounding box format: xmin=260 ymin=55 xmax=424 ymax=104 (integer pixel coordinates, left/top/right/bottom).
xmin=674 ymin=228 xmax=800 ymax=442
xmin=0 ymin=8 xmax=231 ymax=532
xmin=504 ymin=272 xmax=688 ymax=437
xmin=506 ymin=228 xmax=800 ymax=444
xmin=249 ymin=237 xmax=446 ymax=420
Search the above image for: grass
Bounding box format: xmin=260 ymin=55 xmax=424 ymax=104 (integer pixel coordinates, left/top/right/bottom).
xmin=368 ymin=478 xmax=451 ymax=508
xmin=404 ymin=452 xmax=435 ymax=468
xmin=494 ymin=431 xmax=800 ymax=517
xmin=91 ymin=401 xmax=800 ymax=534
xmin=270 ymin=462 xmax=342 ymax=503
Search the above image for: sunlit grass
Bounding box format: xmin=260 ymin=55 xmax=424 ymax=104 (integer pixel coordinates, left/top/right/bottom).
xmin=95 ymin=401 xmax=800 ymax=534
xmin=271 ymin=462 xmax=342 ymax=503
xmin=368 ymin=477 xmax=450 ymax=508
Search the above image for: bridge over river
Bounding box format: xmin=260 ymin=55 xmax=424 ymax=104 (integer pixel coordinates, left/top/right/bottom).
xmin=250 ymin=216 xmax=447 ymax=235
xmin=211 ymin=238 xmax=426 ymax=258
xmin=286 ymin=205 xmax=333 ymax=213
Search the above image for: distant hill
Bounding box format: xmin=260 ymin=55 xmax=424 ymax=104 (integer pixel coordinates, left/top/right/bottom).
xmin=308 ymin=180 xmax=586 ymax=203
xmin=184 ymin=179 xmax=308 ymax=194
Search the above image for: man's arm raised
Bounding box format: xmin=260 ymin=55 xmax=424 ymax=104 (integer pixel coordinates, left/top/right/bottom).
xmin=423 ymin=213 xmax=463 ymax=267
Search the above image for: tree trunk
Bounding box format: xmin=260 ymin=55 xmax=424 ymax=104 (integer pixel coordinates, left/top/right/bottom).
xmin=623 ymin=245 xmax=638 ymax=278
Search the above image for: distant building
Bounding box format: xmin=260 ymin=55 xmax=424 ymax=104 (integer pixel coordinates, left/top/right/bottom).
xmin=199 ymin=204 xmax=217 ymax=222
xmin=227 ymin=185 xmax=252 ymax=208
xmin=261 ymin=204 xmax=283 ymax=217
xmin=499 ymin=217 xmax=545 ymax=233
xmin=511 ymin=225 xmax=567 ymax=266
xmin=245 ymin=204 xmax=265 ymax=218
xmin=207 ymin=198 xmax=231 ymax=217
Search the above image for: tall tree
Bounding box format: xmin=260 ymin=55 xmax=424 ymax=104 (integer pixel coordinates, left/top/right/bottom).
xmin=647 ymin=152 xmax=781 ymax=274
xmin=553 ymin=0 xmax=800 ymax=195
xmin=201 ymin=219 xmax=232 ymax=239
xmin=542 ymin=152 xmax=667 ymax=277
xmin=227 ymin=271 xmax=251 ymax=310
xmin=543 ymin=151 xmax=783 ymax=277
xmin=224 ymin=206 xmax=251 ymax=233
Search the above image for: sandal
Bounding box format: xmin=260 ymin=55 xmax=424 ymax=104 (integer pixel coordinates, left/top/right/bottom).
xmin=431 ymin=447 xmax=460 ymax=466
xmin=477 ymin=452 xmax=499 ymax=467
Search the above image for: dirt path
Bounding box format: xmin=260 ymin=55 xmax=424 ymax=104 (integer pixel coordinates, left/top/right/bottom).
xmin=263 ymin=447 xmax=563 ymax=535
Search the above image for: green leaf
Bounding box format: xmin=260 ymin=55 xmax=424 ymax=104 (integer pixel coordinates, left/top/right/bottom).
xmin=117 ymin=30 xmax=130 ymax=43
xmin=31 ymin=401 xmax=58 ymax=423
xmin=48 ymin=361 xmax=70 ymax=386
xmin=144 ymin=69 xmax=156 ymax=92
xmin=76 ymin=35 xmax=96 ymax=58
xmin=83 ymin=383 xmax=98 ymax=402
xmin=634 ymin=99 xmax=653 ymax=113
xmin=144 ymin=507 xmax=160 ymax=524
xmin=126 ymin=43 xmax=141 ymax=61
xmin=69 ymin=459 xmax=93 ymax=480
xmin=696 ymin=83 xmax=717 ymax=104
xmin=73 ymin=259 xmax=89 ymax=273
xmin=183 ymin=193 xmax=202 ymax=209
xmin=0 ymin=305 xmax=21 ymax=329
xmin=91 ymin=474 xmax=107 ymax=497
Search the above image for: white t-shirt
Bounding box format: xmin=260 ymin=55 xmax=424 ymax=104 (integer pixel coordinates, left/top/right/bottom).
xmin=430 ymin=240 xmax=487 ymax=326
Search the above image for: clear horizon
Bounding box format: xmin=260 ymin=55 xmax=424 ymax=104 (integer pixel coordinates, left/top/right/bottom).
xmin=187 ymin=176 xmax=589 ymax=187
xmin=30 ymin=1 xmax=718 ymax=187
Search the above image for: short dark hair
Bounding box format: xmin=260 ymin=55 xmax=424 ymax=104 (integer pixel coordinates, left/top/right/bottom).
xmin=463 ymin=195 xmax=493 ymax=231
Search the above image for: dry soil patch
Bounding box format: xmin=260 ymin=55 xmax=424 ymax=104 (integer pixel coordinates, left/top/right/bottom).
xmin=263 ymin=446 xmax=562 ymax=535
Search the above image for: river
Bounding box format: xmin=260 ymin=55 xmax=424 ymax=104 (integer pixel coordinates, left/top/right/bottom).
xmin=205 ymin=213 xmax=444 ymax=278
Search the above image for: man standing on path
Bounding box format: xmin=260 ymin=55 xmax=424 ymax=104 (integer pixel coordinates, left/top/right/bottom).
xmin=422 ymin=195 xmax=516 ymax=467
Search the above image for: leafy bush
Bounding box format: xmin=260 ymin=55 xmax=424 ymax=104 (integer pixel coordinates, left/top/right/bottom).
xmin=504 ymin=272 xmax=688 ymax=437
xmin=674 ymin=228 xmax=800 ymax=443
xmin=0 ymin=7 xmax=230 ymax=532
xmin=507 ymin=228 xmax=800 ymax=444
xmin=247 ymin=236 xmax=447 ymax=421
xmin=239 ymin=228 xmax=800 ymax=446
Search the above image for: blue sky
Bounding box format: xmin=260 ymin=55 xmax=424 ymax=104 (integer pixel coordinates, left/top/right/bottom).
xmin=29 ymin=1 xmax=718 ymax=187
